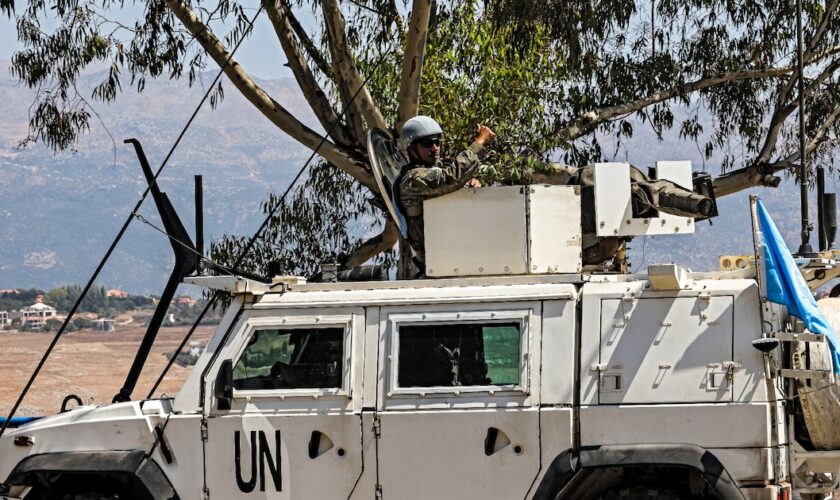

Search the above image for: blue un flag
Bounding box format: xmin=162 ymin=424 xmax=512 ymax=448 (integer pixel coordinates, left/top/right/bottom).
xmin=757 ymin=198 xmax=840 ymax=374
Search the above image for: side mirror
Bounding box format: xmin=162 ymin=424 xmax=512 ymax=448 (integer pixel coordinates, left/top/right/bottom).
xmin=214 ymin=359 xmax=233 ymax=410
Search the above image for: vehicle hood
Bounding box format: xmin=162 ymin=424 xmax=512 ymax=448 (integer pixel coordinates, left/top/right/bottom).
xmin=0 ymin=401 xmax=169 ymax=483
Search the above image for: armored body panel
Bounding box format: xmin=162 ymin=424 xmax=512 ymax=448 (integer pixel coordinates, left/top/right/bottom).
xmin=0 ymin=272 xmax=797 ymax=499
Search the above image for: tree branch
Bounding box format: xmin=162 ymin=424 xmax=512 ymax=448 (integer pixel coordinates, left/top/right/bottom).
xmin=337 ymin=78 xmax=368 ymax=147
xmin=396 ymin=0 xmax=431 ymax=129
xmin=755 ymin=55 xmax=840 ymax=164
xmin=342 ymin=219 xmax=399 ymax=267
xmin=807 ymin=43 xmax=840 ymax=64
xmin=321 ymin=0 xmax=388 ymax=134
xmin=266 ymin=0 xmax=353 ymax=147
xmin=554 ymin=66 xmax=795 ymax=142
xmin=806 ymin=0 xmax=839 ymax=60
xmin=712 ymin=164 xmax=784 ymax=197
xmin=284 ymin=4 xmax=333 ymax=78
xmin=772 ymin=101 xmax=840 ymax=167
xmin=715 ymin=101 xmax=840 ymax=197
xmin=387 ymin=0 xmax=405 ymax=34
xmin=165 ymin=0 xmax=376 ymax=191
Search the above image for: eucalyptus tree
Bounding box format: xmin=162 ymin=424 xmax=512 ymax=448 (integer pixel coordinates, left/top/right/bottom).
xmin=5 ymin=0 xmax=840 ymax=277
xmin=489 ymin=0 xmax=840 ymax=196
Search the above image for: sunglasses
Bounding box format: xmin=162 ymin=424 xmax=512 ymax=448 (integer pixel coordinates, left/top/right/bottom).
xmin=416 ymin=137 xmax=441 ymax=148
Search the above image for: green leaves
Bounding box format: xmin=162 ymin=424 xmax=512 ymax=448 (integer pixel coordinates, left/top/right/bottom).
xmin=417 ymin=1 xmax=563 ymax=173
xmin=210 ymin=160 xmax=396 ymax=280
xmin=11 ymin=0 xmax=840 ymax=271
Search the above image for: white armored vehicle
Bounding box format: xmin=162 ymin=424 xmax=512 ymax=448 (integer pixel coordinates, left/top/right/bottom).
xmin=2 ymin=155 xmax=840 ymax=500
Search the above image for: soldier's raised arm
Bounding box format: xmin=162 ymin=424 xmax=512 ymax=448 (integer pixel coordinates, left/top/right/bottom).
xmin=401 ymin=124 xmax=495 ymax=196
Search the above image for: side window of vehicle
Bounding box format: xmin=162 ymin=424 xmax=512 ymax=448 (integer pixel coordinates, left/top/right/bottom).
xmin=398 ymin=322 xmax=521 ymax=388
xmin=232 ymin=327 xmax=344 ymax=390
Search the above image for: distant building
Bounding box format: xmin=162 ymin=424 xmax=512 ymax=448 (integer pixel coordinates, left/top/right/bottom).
xmin=176 ymin=296 xmax=196 ymax=306
xmin=21 ymin=301 xmax=57 ymax=329
xmin=106 ymin=289 xmax=129 ymax=298
xmin=0 ymin=311 xmax=9 ymax=329
xmin=0 ymin=289 xmax=19 ymax=295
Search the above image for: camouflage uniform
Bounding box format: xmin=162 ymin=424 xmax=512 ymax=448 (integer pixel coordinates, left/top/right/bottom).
xmin=397 ymin=142 xmax=485 ymax=268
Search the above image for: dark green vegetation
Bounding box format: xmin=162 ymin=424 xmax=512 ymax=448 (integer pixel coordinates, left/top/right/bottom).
xmin=0 ymin=286 xmax=219 ymax=331
xmin=0 ymin=286 xmax=152 ymax=316
xmin=6 ymin=0 xmax=840 ymax=278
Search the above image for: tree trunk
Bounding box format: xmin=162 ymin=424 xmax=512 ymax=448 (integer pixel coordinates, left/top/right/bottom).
xmin=165 ymin=0 xmax=376 ymax=191
xmin=342 ymin=220 xmax=399 ymax=268
xmin=396 ymin=0 xmax=432 ymax=129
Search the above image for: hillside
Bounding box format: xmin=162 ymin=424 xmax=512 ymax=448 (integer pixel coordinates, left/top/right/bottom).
xmin=0 ymin=60 xmax=314 ymax=293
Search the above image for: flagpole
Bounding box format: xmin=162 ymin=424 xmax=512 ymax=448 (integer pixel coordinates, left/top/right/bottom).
xmin=749 ymin=195 xmax=770 ymax=338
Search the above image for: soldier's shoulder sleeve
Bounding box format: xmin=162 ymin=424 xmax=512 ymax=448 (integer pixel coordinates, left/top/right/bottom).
xmin=454 ymin=142 xmax=484 ymax=167
xmin=440 ymin=142 xmax=484 ymax=183
xmin=399 ymin=168 xmax=437 ymax=196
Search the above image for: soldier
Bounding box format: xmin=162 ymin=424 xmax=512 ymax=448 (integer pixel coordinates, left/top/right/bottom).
xmin=397 ymin=116 xmax=496 ymax=274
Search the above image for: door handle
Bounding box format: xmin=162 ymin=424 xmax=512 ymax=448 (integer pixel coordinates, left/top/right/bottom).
xmin=484 ymin=427 xmax=499 ymax=456
xmin=308 ymin=430 xmax=335 ymax=459
xmin=484 ymin=427 xmax=511 ymax=455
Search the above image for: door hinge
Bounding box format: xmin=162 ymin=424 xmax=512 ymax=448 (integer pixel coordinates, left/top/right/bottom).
xmin=375 ymin=484 xmax=383 ymax=500
xmin=200 ymin=419 xmax=208 ymax=442
xmin=202 ymin=486 xmax=210 ymax=500
xmin=373 ymin=415 xmax=381 ymax=439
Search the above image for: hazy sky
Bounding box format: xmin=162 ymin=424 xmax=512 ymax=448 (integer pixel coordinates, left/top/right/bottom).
xmin=1 ymin=4 xmax=299 ymax=80
xmin=1 ymin=17 xmax=16 ymax=60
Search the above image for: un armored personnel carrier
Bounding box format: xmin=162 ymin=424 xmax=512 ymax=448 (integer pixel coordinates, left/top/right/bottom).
xmin=2 ymin=155 xmax=840 ymax=500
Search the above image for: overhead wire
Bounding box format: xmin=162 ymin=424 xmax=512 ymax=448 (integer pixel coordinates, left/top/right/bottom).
xmin=0 ymin=5 xmax=265 ymax=439
xmin=133 ymin=214 xmax=258 ymax=279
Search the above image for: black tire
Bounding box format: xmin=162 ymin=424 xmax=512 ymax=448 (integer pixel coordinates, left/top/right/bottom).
xmin=56 ymin=494 xmax=120 ymax=500
xmin=23 ymin=479 xmax=123 ymax=500
xmin=596 ymin=486 xmax=687 ymax=500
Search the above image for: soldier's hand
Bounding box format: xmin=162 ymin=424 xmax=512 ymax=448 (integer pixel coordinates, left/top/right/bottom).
xmin=475 ymin=124 xmax=496 ymax=146
xmin=465 ymin=178 xmax=481 ymax=188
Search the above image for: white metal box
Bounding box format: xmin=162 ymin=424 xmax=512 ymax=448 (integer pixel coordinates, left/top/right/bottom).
xmin=594 ymin=160 xmax=696 ymax=236
xmin=424 ymin=185 xmax=582 ymax=277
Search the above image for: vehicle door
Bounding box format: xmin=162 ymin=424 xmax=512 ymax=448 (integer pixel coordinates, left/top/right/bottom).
xmin=376 ymin=301 xmax=542 ymax=499
xmin=203 ymin=306 xmax=366 ymax=499
xmin=581 ymin=283 xmax=735 ymax=405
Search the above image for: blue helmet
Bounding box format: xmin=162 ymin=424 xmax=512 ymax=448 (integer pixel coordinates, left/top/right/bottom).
xmin=399 ymin=116 xmax=443 ymax=148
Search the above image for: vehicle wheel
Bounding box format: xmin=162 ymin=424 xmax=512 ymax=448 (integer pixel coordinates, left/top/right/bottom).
xmin=595 ymin=486 xmax=687 ymax=500
xmin=56 ymin=493 xmax=120 ymax=500
xmin=23 ymin=485 xmax=122 ymax=500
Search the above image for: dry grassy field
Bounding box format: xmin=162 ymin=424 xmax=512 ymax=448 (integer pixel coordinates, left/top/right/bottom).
xmin=0 ymin=325 xmax=214 ymax=416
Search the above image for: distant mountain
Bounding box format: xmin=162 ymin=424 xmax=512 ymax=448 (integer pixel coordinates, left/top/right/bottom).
xmin=0 ymin=61 xmax=315 ymax=294
xmin=0 ymin=60 xmax=829 ymax=294
xmin=626 ymin=181 xmax=814 ymax=273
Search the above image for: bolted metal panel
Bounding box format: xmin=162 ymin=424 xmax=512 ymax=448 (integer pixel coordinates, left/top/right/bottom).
xmin=596 ymin=295 xmax=734 ymax=404
xmin=527 ymin=185 xmax=582 ymax=274
xmin=425 ymin=185 xmax=529 ymax=277
xmin=424 ymin=185 xmax=582 ymax=277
